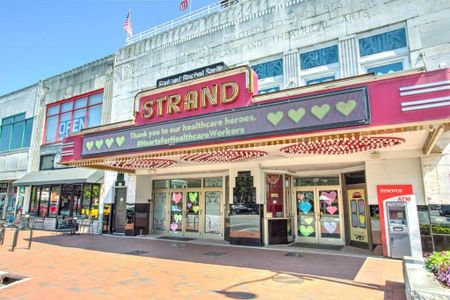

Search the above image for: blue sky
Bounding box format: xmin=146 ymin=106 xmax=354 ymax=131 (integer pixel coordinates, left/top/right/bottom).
xmin=0 ymin=0 xmax=217 ymax=96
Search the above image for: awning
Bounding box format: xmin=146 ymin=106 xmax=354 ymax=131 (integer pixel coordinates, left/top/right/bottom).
xmin=13 ymin=168 xmax=104 ymax=186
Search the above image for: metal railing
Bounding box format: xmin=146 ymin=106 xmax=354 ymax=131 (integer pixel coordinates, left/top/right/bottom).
xmin=126 ymin=0 xmax=238 ymax=45
xmin=0 ymin=216 xmax=33 ymax=252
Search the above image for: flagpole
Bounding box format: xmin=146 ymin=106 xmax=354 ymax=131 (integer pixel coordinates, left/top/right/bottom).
xmin=189 ymin=0 xmax=192 ymax=14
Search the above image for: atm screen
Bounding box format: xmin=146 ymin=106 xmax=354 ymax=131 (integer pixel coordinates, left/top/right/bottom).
xmin=388 ymin=204 xmax=407 ymax=225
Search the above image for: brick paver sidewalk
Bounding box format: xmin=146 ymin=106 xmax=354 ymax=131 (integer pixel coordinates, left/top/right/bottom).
xmin=0 ymin=231 xmax=405 ymax=300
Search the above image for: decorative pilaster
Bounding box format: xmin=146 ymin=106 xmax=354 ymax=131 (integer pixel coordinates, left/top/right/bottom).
xmin=283 ymin=50 xmax=299 ymax=88
xmin=339 ymin=36 xmax=360 ymax=78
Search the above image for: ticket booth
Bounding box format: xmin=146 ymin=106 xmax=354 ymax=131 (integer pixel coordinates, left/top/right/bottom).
xmin=377 ymin=185 xmax=422 ymax=259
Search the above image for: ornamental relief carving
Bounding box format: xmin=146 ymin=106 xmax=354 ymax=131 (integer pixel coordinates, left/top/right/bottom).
xmin=114 ymin=62 xmax=133 ymax=83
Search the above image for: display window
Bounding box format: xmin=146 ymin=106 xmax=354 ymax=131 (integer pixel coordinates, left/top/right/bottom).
xmin=44 ymin=90 xmax=103 ymax=143
xmin=29 ymin=184 xmax=100 ymax=219
xmin=266 ymin=174 xmax=284 ymax=217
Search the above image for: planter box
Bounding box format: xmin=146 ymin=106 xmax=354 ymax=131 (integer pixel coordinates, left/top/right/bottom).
xmin=403 ymin=256 xmax=450 ymax=300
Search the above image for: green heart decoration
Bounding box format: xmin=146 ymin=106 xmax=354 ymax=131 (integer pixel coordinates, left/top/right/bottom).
xmin=299 ymin=225 xmax=314 ymax=237
xmin=193 ymin=205 xmax=200 ymax=213
xmin=311 ymin=104 xmax=330 ymax=120
xmin=105 ymin=138 xmax=114 ymax=148
xmin=85 ymin=141 xmax=94 ymax=151
xmin=116 ymin=136 xmax=125 ymax=147
xmin=174 ymin=213 xmax=182 ymax=223
xmin=336 ymin=100 xmax=357 ymax=117
xmin=304 ymin=217 xmax=314 ymax=225
xmin=266 ymin=111 xmax=283 ymax=126
xmin=188 ymin=192 xmax=198 ymax=204
xmin=288 ymin=108 xmax=306 ymax=123
xmin=95 ymin=139 xmax=103 ymax=150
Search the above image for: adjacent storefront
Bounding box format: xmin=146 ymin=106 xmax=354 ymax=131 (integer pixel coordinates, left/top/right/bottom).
xmin=60 ymin=66 xmax=450 ymax=257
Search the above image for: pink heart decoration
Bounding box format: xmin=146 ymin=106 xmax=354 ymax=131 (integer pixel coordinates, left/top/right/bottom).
xmin=321 ymin=191 xmax=337 ymax=205
xmin=326 ymin=206 xmax=338 ymax=215
xmin=173 ymin=193 xmax=182 ymax=203
xmin=323 ymin=221 xmax=337 ymax=234
xmin=170 ymin=223 xmax=178 ymax=232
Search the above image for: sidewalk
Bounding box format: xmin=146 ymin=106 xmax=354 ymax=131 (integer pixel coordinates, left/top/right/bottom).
xmin=0 ymin=230 xmax=405 ymax=300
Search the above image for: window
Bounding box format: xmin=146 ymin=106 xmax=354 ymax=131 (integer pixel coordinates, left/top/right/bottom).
xmin=305 ymin=75 xmax=336 ymax=86
xmin=39 ymin=154 xmax=66 ymax=170
xmin=0 ymin=113 xmax=33 ymax=152
xmin=44 ymin=90 xmax=103 ymax=143
xmin=366 ymin=62 xmax=404 ymax=75
xmin=359 ymin=27 xmax=409 ymax=76
xmin=299 ymin=44 xmax=339 ymax=86
xmin=40 ymin=155 xmax=55 ymax=170
xmin=29 ymin=184 xmax=99 ymax=218
xmin=251 ymin=58 xmax=284 ymax=94
xmin=300 ymin=45 xmax=339 ymax=70
xmin=359 ymin=28 xmax=407 ymax=57
xmin=266 ymin=174 xmax=284 ymax=217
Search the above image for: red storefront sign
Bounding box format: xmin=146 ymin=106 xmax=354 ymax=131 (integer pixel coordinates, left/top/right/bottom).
xmin=134 ymin=67 xmax=257 ymax=125
xmin=376 ymin=184 xmax=414 ymax=257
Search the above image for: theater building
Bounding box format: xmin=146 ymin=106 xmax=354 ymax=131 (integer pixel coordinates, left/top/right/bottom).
xmin=61 ymin=65 xmax=449 ymax=257
xmin=3 ymin=0 xmax=449 ymax=256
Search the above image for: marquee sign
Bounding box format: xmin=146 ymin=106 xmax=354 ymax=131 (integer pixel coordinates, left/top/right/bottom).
xmin=135 ymin=67 xmax=256 ymax=125
xmin=82 ymin=87 xmax=369 ymax=157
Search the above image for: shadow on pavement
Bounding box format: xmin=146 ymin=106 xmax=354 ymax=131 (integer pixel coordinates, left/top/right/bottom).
xmin=32 ymin=233 xmax=372 ymax=282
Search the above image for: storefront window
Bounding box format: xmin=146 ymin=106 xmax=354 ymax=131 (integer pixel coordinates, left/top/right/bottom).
xmin=153 ymin=180 xmax=170 ymax=189
xmin=204 ymin=177 xmax=223 ymax=188
xmin=59 ymin=185 xmax=73 ymax=217
xmin=39 ymin=186 xmax=50 ymax=217
xmin=44 ymin=90 xmax=103 ymax=143
xmin=294 ymin=176 xmax=340 ymax=186
xmin=48 ymin=186 xmax=60 ymax=217
xmin=91 ymin=185 xmax=100 ymax=220
xmin=266 ymin=174 xmax=284 ymax=217
xmin=30 ymin=186 xmax=39 ymax=216
xmin=170 ymin=179 xmax=201 ymax=188
xmin=82 ymin=184 xmax=92 ymax=218
xmin=15 ymin=186 xmax=26 ymax=218
xmin=73 ymin=185 xmax=82 ymax=216
xmin=419 ymin=205 xmax=450 ymax=252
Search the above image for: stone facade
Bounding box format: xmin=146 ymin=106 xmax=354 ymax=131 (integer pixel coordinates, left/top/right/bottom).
xmin=112 ymin=0 xmax=450 ymax=123
xmin=0 ymin=84 xmax=40 ymax=182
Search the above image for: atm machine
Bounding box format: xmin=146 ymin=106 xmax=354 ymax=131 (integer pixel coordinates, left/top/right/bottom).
xmin=386 ymin=202 xmax=411 ymax=258
xmin=383 ymin=197 xmax=422 ymax=259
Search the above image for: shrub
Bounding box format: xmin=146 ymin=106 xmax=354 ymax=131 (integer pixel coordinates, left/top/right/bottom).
xmin=425 ymin=251 xmax=450 ymax=287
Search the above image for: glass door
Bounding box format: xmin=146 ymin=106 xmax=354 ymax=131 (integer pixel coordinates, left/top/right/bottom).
xmin=203 ymin=191 xmax=222 ymax=237
xmin=295 ymin=186 xmax=344 ymax=245
xmin=317 ymin=187 xmax=343 ymax=245
xmin=184 ymin=190 xmax=201 ymax=236
xmin=168 ymin=190 xmax=202 ymax=237
xmin=169 ymin=191 xmax=183 ymax=234
xmin=152 ymin=191 xmax=167 ymax=233
xmin=296 ymin=188 xmax=318 ymax=243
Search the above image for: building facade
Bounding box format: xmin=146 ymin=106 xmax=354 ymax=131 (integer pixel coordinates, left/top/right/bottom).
xmin=0 ymin=84 xmax=40 ymax=222
xmin=1 ymin=0 xmax=449 ymax=256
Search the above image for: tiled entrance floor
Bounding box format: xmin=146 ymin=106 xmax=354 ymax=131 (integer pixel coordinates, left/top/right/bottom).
xmin=0 ymin=230 xmax=405 ymax=299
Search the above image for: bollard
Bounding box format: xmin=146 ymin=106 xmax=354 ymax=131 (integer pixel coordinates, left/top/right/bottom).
xmin=10 ymin=225 xmax=33 ymax=252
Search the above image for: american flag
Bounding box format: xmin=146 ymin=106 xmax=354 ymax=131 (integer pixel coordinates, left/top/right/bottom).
xmin=123 ymin=10 xmax=132 ymax=38
xmin=180 ymin=0 xmax=189 ymax=11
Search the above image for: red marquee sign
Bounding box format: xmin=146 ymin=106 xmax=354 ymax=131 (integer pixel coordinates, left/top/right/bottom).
xmin=134 ymin=67 xmax=257 ymax=125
